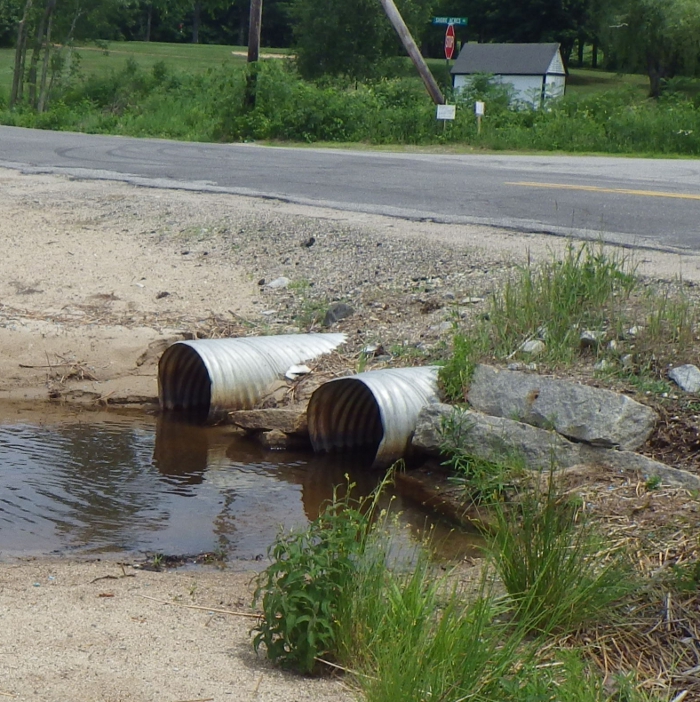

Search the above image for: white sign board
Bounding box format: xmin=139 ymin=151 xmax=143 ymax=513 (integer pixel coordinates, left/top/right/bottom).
xmin=436 ymin=104 xmax=456 ymax=121
xmin=475 ymin=101 xmax=485 ymax=116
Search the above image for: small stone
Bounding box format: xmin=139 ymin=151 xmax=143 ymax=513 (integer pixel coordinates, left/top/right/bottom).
xmin=266 ymin=276 xmax=290 ymax=290
xmin=580 ymin=330 xmax=605 ymax=348
xmin=668 ymin=364 xmax=700 ymax=393
xmin=520 ymin=339 xmax=546 ymax=356
xmin=301 ymin=237 xmax=316 ymax=248
xmin=442 ymin=291 xmax=456 ymax=300
xmin=155 ymin=291 xmax=170 ymax=300
xmin=507 ymin=363 xmax=524 ymax=371
xmin=608 ymin=339 xmax=618 ymax=352
xmin=322 ymin=302 xmax=355 ymax=327
xmin=594 ymin=359 xmax=611 ymax=371
xmin=257 ymin=278 xmax=265 ymax=286
xmin=621 ymin=354 xmax=634 ymax=368
xmin=626 ymin=326 xmax=642 ymax=338
xmin=261 ymin=310 xmax=277 ymax=316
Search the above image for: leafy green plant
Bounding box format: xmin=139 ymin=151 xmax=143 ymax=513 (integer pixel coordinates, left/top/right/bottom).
xmin=486 ymin=472 xmax=636 ymax=633
xmin=252 ymin=484 xmax=374 ymax=674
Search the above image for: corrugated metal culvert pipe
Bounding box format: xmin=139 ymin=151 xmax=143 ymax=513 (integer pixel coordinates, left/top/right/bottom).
xmin=307 ymin=366 xmax=440 ymax=469
xmin=158 ymin=333 xmax=346 ymax=421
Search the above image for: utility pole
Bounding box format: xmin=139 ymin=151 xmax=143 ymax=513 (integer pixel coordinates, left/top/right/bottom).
xmin=378 ymin=0 xmax=445 ymax=105
xmin=247 ymin=0 xmax=263 ymax=63
xmin=245 ymin=0 xmax=263 ymax=108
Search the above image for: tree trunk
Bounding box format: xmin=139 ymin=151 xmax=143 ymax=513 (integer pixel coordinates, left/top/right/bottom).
xmin=10 ymin=0 xmax=33 ymax=108
xmin=37 ymin=8 xmax=54 ymax=113
xmin=577 ymin=37 xmax=584 ymax=68
xmin=146 ymin=3 xmax=152 ymax=42
xmin=647 ymin=53 xmax=664 ymax=98
xmin=192 ymin=1 xmax=201 ymax=43
xmin=27 ymin=0 xmax=54 ymax=108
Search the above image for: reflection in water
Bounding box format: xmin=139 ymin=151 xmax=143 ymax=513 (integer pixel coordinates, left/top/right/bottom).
xmin=0 ymin=410 xmax=481 ymax=563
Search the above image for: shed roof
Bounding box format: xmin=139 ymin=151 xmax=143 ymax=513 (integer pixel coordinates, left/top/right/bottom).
xmin=451 ymin=43 xmax=565 ymax=76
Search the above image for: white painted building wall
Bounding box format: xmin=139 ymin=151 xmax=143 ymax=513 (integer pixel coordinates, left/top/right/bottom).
xmin=454 ymin=73 xmax=565 ymax=107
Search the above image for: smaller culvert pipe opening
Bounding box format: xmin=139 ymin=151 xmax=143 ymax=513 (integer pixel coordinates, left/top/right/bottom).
xmin=158 ymin=343 xmax=212 ymax=415
xmin=307 ymin=379 xmax=384 ymax=459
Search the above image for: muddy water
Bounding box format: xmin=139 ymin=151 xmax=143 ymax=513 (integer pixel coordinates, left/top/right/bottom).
xmin=0 ymin=405 xmax=480 ymax=565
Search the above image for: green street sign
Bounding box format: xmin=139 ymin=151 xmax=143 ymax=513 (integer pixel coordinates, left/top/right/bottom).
xmin=432 ymin=17 xmax=468 ymax=26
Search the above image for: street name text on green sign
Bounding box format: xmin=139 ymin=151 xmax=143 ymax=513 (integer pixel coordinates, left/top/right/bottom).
xmin=432 ymin=17 xmax=468 ymax=26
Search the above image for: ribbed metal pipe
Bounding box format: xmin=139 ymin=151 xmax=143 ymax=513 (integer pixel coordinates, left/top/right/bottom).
xmin=158 ymin=333 xmax=346 ymax=420
xmin=307 ymin=366 xmax=440 ymax=468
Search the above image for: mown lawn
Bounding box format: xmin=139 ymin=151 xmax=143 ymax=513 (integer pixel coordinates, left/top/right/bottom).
xmin=0 ymin=40 xmax=291 ymax=93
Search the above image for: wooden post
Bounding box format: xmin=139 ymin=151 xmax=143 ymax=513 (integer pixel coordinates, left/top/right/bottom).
xmin=245 ymin=0 xmax=263 ymax=109
xmin=247 ymin=0 xmax=263 ymax=64
xmin=378 ymin=0 xmax=445 ymax=105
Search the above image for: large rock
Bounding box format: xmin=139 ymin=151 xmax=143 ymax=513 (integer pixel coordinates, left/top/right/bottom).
xmin=579 ymin=446 xmax=700 ymax=490
xmin=412 ymin=404 xmax=700 ymax=490
xmin=467 ymin=364 xmax=657 ymax=450
xmin=413 ymin=403 xmax=586 ymax=471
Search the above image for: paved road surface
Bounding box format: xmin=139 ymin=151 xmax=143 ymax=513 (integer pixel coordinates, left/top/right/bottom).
xmin=1 ymin=125 xmax=699 ymax=252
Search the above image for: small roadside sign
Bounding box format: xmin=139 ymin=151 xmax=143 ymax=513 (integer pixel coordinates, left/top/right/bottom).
xmin=444 ymin=23 xmax=455 ymax=60
xmin=436 ymin=104 xmax=456 ymax=120
xmin=475 ymin=101 xmax=485 ymax=116
xmin=432 ymin=16 xmax=468 ymax=25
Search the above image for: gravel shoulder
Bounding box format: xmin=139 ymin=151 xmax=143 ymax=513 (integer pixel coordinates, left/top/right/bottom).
xmin=2 ymin=166 xmax=700 ymax=701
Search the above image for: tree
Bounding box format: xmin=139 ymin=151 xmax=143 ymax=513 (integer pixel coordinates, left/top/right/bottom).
xmin=597 ymin=0 xmax=700 ymax=97
xmin=434 ymin=0 xmax=590 ymax=65
xmin=10 ymin=0 xmax=134 ymax=110
xmin=289 ymin=0 xmax=435 ymax=80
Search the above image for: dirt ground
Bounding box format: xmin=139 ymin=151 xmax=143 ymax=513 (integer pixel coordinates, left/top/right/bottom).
xmin=2 ymin=166 xmax=700 ymax=701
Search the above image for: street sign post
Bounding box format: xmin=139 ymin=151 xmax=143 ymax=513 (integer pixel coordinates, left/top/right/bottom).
xmin=444 ymin=23 xmax=455 ymax=60
xmin=432 ymin=16 xmax=467 ymax=25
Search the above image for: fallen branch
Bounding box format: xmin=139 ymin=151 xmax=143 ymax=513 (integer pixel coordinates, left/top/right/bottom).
xmin=139 ymin=594 xmax=260 ymax=619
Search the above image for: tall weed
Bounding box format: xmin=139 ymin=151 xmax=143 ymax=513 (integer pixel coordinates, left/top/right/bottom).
xmin=486 ymin=472 xmax=636 ymax=633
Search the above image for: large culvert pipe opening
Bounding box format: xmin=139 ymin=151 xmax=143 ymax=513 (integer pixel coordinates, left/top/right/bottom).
xmin=158 ymin=343 xmax=212 ymax=415
xmin=307 ymin=367 xmax=441 ymax=469
xmin=307 ymin=378 xmax=384 ymax=457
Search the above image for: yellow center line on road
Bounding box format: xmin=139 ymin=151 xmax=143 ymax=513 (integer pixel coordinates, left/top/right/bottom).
xmin=506 ymin=181 xmax=700 ymax=201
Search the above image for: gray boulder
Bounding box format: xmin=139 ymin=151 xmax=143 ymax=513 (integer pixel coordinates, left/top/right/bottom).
xmin=413 ymin=403 xmax=587 ymax=471
xmin=412 ymin=403 xmax=700 ymax=490
xmin=467 ymin=364 xmax=657 ymax=450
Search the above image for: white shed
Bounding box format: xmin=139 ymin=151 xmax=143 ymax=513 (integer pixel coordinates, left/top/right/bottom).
xmin=451 ymin=43 xmax=566 ymax=108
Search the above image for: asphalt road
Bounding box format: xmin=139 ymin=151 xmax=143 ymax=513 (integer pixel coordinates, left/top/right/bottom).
xmin=1 ymin=125 xmax=700 ymax=253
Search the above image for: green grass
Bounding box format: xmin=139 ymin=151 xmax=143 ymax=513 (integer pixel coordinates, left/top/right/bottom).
xmin=0 ymin=39 xmax=290 ymax=87
xmin=487 ymin=472 xmax=636 ymax=634
xmin=566 ymin=67 xmax=650 ymax=96
xmin=439 ymin=242 xmax=699 ymax=402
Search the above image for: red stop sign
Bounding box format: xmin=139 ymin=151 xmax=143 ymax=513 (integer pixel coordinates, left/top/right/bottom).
xmin=444 ymin=24 xmax=456 ymax=60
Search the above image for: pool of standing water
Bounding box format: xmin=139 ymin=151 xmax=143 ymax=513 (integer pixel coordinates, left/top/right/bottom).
xmin=0 ymin=404 xmax=481 ymax=566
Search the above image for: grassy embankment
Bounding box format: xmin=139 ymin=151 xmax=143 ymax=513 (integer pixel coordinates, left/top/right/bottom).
xmin=1 ymin=41 xmax=699 ymax=154
xmin=251 ymin=244 xmax=700 ymax=701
